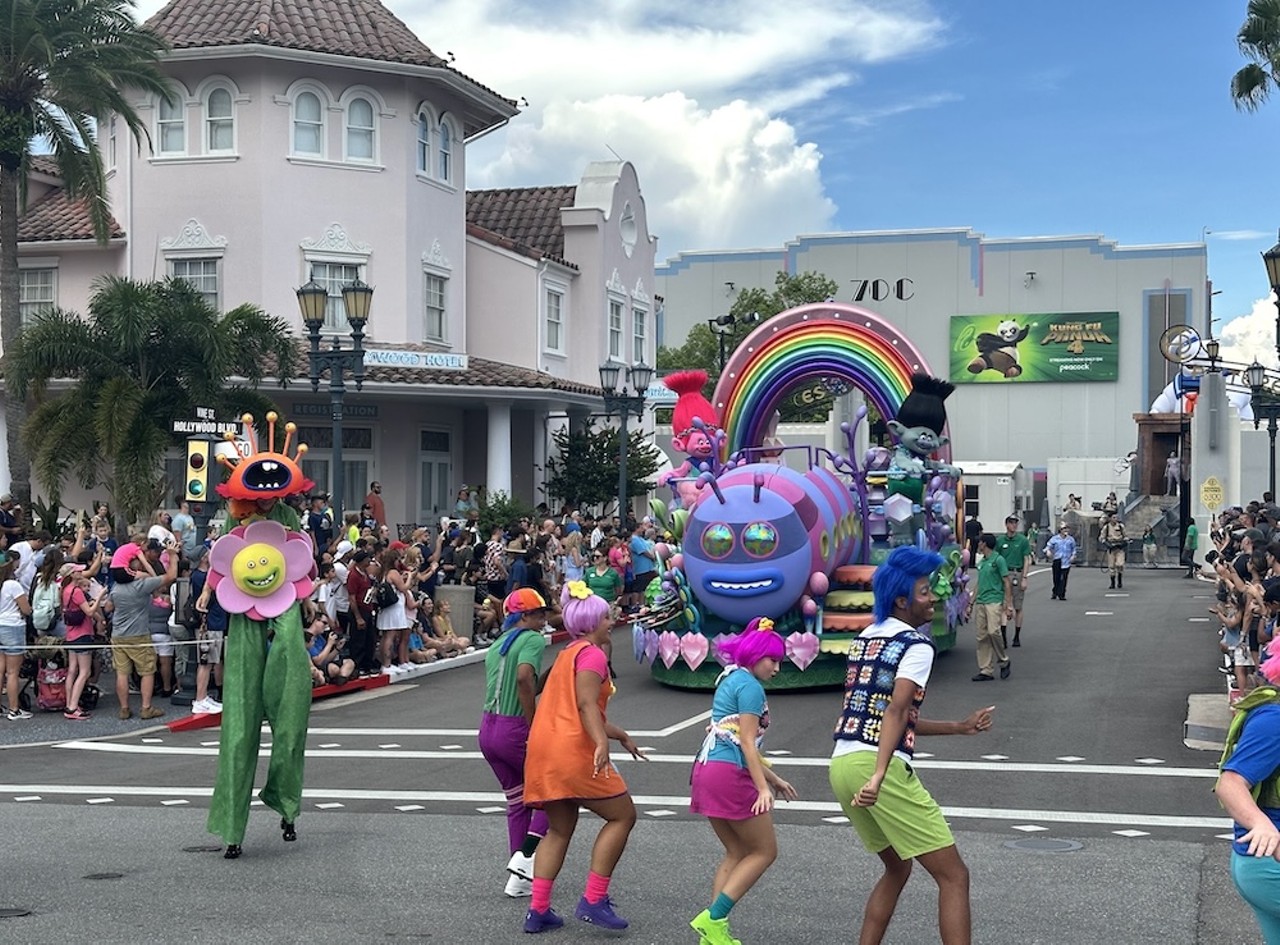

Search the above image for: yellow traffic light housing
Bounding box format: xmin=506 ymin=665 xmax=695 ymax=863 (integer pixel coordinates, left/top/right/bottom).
xmin=185 ymin=438 xmax=210 ymax=502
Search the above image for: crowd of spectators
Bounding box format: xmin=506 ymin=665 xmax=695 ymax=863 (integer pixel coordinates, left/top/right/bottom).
xmin=0 ymin=482 xmax=663 ymax=724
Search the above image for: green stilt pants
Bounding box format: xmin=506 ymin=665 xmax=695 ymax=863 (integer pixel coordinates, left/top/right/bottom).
xmin=207 ymin=606 xmax=312 ymax=845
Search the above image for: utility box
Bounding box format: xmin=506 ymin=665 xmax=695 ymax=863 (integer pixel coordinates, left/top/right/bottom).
xmin=953 ymin=461 xmax=1031 ymax=527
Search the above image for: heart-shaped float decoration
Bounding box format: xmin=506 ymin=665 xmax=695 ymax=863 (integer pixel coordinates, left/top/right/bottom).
xmin=679 ymin=633 xmax=710 ymax=671
xmin=786 ymin=631 xmax=821 ymax=671
xmin=643 ymin=629 xmax=660 ymax=665
xmin=658 ymin=631 xmax=681 ymax=669
xmin=711 ymin=633 xmax=736 ymax=666
xmin=631 ymin=622 xmax=647 ymax=663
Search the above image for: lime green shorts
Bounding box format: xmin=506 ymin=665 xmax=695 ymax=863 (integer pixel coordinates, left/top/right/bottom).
xmin=829 ymin=751 xmax=954 ymax=860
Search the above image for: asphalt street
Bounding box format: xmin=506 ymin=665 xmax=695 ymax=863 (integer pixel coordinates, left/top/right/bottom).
xmin=0 ymin=566 xmax=1263 ymax=943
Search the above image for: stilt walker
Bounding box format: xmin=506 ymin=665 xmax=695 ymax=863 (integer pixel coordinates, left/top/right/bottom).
xmin=201 ymin=413 xmax=319 ymax=858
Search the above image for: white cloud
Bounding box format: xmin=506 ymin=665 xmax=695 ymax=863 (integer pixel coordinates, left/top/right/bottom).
xmin=1218 ymin=295 xmax=1280 ymax=369
xmin=133 ymin=0 xmax=950 ymax=258
xmin=1211 ymin=229 xmax=1271 ymax=242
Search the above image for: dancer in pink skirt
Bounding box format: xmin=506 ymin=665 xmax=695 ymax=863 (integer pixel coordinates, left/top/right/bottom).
xmin=688 ymin=617 xmax=797 ymax=944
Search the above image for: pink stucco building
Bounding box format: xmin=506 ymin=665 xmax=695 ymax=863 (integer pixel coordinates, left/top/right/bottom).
xmin=11 ymin=0 xmax=657 ymax=526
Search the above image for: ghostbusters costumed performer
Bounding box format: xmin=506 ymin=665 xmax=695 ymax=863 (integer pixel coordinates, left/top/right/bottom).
xmin=657 ymin=370 xmax=722 ymax=508
xmin=200 ymin=413 xmax=318 ymax=859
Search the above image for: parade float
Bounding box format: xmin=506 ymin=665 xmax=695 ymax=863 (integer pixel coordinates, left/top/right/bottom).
xmin=637 ymin=302 xmax=969 ymax=690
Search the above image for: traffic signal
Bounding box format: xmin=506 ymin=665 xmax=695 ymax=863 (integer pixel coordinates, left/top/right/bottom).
xmin=185 ymin=439 xmax=210 ymax=502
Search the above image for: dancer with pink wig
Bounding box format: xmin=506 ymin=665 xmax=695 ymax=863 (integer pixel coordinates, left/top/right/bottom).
xmin=521 ymin=581 xmax=647 ymax=934
xmin=689 ymin=616 xmax=797 ymax=945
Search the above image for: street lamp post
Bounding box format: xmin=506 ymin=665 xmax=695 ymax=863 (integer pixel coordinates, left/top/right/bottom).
xmin=1247 ymin=360 xmax=1280 ymax=498
xmin=297 ymin=277 xmax=372 ymax=525
xmin=599 ymin=361 xmax=653 ymax=524
xmin=707 ymin=314 xmax=736 ymax=372
xmin=1263 ymin=231 xmax=1280 ymax=363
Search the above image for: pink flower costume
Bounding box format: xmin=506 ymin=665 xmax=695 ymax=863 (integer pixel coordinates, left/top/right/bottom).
xmin=203 ymin=417 xmax=319 ymax=857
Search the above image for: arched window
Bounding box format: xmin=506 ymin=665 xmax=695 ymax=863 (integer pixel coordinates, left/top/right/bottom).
xmin=416 ymin=112 xmax=431 ymax=174
xmin=438 ymin=119 xmax=452 ymax=182
xmin=157 ymin=94 xmax=185 ymax=155
xmin=206 ymin=87 xmax=234 ymax=153
xmin=293 ymin=90 xmax=323 ymax=156
xmin=346 ymin=97 xmax=375 ymax=162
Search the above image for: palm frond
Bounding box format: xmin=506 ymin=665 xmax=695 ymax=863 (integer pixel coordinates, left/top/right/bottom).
xmin=1232 ymin=63 xmax=1275 ymax=110
xmin=94 ymin=375 xmax=145 ymax=457
xmin=7 ymin=307 xmax=99 ymax=397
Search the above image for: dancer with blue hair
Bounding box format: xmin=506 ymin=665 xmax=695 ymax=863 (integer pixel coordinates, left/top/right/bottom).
xmin=689 ymin=616 xmax=798 ymax=944
xmin=829 ymin=546 xmax=995 ymax=945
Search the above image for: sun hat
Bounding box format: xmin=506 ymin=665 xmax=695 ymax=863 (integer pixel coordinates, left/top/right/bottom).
xmin=503 ymin=587 xmax=547 ymax=616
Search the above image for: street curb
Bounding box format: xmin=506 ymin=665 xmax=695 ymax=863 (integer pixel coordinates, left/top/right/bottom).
xmin=1184 ymin=693 xmax=1229 ymax=752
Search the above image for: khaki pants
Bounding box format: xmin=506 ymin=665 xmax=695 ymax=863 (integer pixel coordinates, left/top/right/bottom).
xmin=1106 ymin=548 xmax=1126 ymax=576
xmin=974 ymin=602 xmax=1008 ymax=676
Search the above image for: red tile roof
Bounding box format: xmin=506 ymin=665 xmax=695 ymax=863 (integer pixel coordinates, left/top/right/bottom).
xmin=144 ymin=0 xmax=514 ymax=106
xmin=466 ymin=185 xmax=577 ymax=262
xmin=28 ymin=155 xmax=60 ymax=179
xmin=18 ymin=190 xmax=123 ymax=243
xmin=466 ymin=222 xmax=578 ymax=271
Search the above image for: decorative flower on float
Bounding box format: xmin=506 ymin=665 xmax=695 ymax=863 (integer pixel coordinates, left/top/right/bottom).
xmin=208 ymin=520 xmax=317 ymax=619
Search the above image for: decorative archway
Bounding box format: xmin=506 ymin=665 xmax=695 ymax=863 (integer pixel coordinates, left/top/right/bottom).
xmin=711 ymin=302 xmax=950 ymax=460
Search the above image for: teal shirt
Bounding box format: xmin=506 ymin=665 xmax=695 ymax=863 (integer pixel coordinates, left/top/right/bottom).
xmin=976 ymin=553 xmax=1009 ymax=604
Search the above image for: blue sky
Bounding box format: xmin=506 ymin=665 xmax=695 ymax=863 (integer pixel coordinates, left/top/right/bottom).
xmin=132 ymin=0 xmax=1280 ymax=358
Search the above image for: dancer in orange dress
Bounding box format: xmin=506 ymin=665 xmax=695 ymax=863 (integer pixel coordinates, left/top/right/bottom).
xmin=521 ymin=581 xmax=646 ymax=934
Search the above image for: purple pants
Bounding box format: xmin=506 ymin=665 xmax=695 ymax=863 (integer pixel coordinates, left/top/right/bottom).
xmin=479 ymin=712 xmax=548 ymax=853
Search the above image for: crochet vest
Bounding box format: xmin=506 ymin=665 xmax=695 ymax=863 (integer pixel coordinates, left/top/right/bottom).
xmin=833 ymin=628 xmax=932 ymax=759
xmin=1218 ymin=686 xmax=1280 ymax=810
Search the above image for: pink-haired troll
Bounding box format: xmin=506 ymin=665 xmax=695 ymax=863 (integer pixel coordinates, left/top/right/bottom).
xmin=519 ymin=581 xmax=646 ymax=934
xmin=688 ymin=617 xmax=798 ymax=943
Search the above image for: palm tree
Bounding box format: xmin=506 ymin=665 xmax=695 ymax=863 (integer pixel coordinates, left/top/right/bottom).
xmin=1232 ymin=0 xmax=1280 ymax=110
xmin=7 ymin=276 xmax=301 ymax=530
xmin=0 ymin=0 xmax=171 ymax=508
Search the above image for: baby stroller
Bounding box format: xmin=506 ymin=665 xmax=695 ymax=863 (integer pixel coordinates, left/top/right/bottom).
xmin=17 ymin=635 xmax=68 ymax=713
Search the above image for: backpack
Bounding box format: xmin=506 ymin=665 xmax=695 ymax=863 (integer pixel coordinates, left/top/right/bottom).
xmin=36 ymin=662 xmax=67 ymax=712
xmin=30 ymin=579 xmax=59 ymax=632
xmin=375 ymin=580 xmax=400 ymax=609
xmin=180 ymin=588 xmax=202 ymax=631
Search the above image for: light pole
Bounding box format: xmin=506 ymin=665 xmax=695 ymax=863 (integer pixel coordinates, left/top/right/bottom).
xmin=1247 ymin=359 xmax=1280 ymax=498
xmin=599 ymin=361 xmax=653 ymax=524
xmin=297 ymin=277 xmax=372 ymax=525
xmin=1263 ymin=231 xmax=1280 ymax=363
xmin=707 ymin=314 xmax=736 ymax=372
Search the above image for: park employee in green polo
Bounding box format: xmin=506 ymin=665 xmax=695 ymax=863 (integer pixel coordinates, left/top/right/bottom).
xmin=969 ymin=533 xmax=1012 ymax=683
xmin=994 ymin=514 xmax=1033 ymax=649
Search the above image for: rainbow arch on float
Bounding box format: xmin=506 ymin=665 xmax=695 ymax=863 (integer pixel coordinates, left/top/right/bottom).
xmin=711 ymin=302 xmax=950 ymax=459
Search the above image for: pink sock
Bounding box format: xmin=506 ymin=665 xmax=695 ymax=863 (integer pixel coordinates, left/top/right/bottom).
xmin=584 ymin=870 xmax=611 ymax=904
xmin=531 ymin=877 xmax=554 ymax=913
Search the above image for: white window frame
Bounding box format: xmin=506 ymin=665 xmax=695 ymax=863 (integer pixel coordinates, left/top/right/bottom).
xmin=204 ymin=85 xmax=236 ymax=154
xmin=415 ymin=109 xmax=432 ymax=175
xmin=291 ymin=87 xmax=326 ymax=158
xmin=423 ymin=268 xmax=447 ymax=343
xmin=169 ymin=257 xmax=221 ymax=311
xmin=301 ymin=224 xmax=373 ymax=333
xmin=107 ymin=115 xmax=117 ymax=170
xmin=17 ymin=264 xmax=57 ymax=326
xmin=632 ymin=305 xmax=647 ymax=366
xmin=438 ymin=114 xmax=454 ymax=184
xmin=156 ymin=93 xmax=186 ymax=156
xmin=607 ymin=295 xmax=625 ymax=361
xmin=543 ymin=283 xmax=566 ymax=356
xmin=308 ymin=260 xmax=366 ymax=332
xmin=344 ymin=96 xmax=376 ymax=163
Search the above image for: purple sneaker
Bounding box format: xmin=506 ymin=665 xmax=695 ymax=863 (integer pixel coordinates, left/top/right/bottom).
xmin=575 ymin=895 xmax=629 ymax=930
xmin=523 ymin=907 xmax=564 ymax=934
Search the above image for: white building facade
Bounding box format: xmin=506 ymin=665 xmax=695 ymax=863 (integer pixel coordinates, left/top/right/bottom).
xmin=657 ymin=229 xmax=1208 ymax=476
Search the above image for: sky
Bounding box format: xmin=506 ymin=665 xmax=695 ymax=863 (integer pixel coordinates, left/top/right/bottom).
xmin=132 ymin=0 xmax=1280 ymax=364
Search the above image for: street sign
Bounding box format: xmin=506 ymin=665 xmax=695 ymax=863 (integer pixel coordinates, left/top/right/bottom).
xmin=1199 ymin=476 xmax=1224 ymax=512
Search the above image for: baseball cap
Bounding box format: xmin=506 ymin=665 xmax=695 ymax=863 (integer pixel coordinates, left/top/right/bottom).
xmin=503 ymin=587 xmax=547 ymax=616
xmin=389 ymin=540 xmax=408 ymax=551
xmin=335 ymin=540 xmax=354 ymax=557
xmin=57 ymin=562 xmax=85 ymax=580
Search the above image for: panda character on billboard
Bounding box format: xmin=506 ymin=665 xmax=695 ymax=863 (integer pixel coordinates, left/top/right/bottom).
xmin=967 ymin=319 xmax=1030 ymax=378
